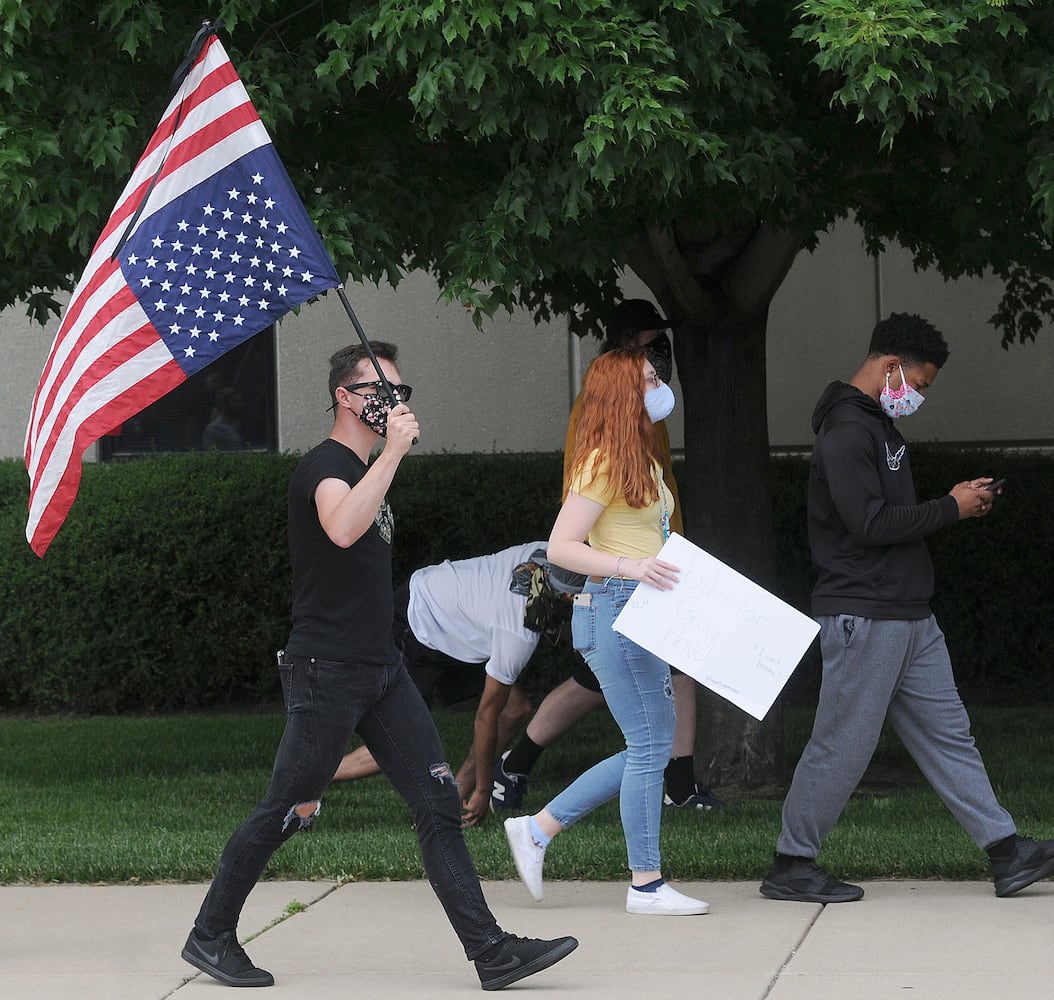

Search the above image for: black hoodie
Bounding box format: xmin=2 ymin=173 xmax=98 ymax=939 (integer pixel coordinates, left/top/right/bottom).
xmin=808 ymin=381 xmax=959 ymax=619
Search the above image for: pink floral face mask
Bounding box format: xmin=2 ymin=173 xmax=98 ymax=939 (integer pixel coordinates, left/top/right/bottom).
xmin=880 ymin=366 xmax=924 ymax=419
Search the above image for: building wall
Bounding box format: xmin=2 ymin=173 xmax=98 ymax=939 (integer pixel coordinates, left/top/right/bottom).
xmin=4 ymin=221 xmax=1053 ymax=464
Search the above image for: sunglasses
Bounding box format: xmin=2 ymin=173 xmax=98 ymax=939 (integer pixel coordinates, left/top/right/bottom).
xmin=342 ymin=380 xmax=413 ymax=402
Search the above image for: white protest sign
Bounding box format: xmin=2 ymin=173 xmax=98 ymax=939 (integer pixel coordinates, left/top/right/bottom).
xmin=612 ymin=533 xmax=818 ymax=720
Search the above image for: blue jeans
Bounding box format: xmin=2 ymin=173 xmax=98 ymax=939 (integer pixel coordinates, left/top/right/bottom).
xmin=194 ymin=652 xmax=505 ymax=959
xmin=546 ymin=578 xmax=675 ymax=872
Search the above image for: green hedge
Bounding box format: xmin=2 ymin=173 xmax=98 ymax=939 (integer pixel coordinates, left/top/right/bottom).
xmin=1 ymin=448 xmax=1050 ymax=712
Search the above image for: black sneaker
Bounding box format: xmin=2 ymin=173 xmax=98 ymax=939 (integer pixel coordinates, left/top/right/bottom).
xmin=181 ymin=928 xmax=275 ymax=987
xmin=759 ymin=853 xmax=864 ymax=903
xmin=663 ymin=784 xmax=725 ymax=810
xmin=475 ymin=933 xmax=578 ymax=991
xmin=490 ymin=751 xmax=528 ymax=812
xmin=990 ymin=834 xmax=1054 ymax=897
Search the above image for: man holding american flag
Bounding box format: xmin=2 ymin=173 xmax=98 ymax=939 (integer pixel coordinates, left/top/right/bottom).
xmin=182 ymin=341 xmax=578 ymax=990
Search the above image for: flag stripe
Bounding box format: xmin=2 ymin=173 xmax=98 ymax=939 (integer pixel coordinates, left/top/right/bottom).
xmin=28 ymin=352 xmax=186 ymax=554
xmin=28 ymin=284 xmax=154 ymax=493
xmin=26 ymin=260 xmax=126 ymax=469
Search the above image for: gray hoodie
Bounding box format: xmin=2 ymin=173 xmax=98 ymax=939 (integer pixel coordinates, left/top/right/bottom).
xmin=808 ymin=381 xmax=959 ymax=619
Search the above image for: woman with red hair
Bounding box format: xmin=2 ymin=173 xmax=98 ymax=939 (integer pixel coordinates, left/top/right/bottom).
xmin=503 ymin=349 xmax=709 ymax=916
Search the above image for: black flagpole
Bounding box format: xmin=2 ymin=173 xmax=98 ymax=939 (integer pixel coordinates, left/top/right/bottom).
xmin=336 ymin=285 xmax=417 ymax=444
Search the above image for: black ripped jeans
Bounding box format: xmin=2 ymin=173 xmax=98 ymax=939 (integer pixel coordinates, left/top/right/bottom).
xmin=194 ymin=652 xmax=506 ymax=959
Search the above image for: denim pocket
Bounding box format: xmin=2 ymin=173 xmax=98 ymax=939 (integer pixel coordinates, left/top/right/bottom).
xmin=570 ymin=602 xmax=596 ymax=655
xmin=278 ymin=658 xmax=294 ymax=710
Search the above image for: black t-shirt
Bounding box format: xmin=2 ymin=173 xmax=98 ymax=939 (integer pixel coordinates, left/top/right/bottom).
xmin=284 ymin=438 xmax=397 ymax=662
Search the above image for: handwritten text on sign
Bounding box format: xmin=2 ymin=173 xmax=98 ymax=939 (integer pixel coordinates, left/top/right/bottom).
xmin=611 ymin=533 xmax=819 ymax=720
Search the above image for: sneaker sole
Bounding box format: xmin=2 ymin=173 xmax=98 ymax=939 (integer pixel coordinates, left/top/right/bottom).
xmin=995 ymin=853 xmax=1054 ymax=897
xmin=759 ymin=882 xmax=864 ymax=903
xmin=480 ymin=937 xmax=579 ymax=991
xmin=625 ymin=900 xmax=711 ymax=915
xmin=180 ymin=946 xmax=274 ymax=987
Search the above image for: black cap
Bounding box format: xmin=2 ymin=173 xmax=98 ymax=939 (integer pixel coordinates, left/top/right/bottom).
xmin=605 ymin=299 xmax=669 ymax=348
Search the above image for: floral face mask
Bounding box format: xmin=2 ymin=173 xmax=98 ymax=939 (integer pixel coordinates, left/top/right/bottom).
xmin=880 ymin=365 xmax=925 ymax=419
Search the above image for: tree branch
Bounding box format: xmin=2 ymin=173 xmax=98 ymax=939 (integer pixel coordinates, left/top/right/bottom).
xmin=627 ymin=224 xmax=719 ymax=325
xmin=727 ymin=223 xmax=807 ymax=325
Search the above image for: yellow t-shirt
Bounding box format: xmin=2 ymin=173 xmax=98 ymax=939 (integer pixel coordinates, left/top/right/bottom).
xmin=568 ymin=450 xmax=673 ymax=560
xmin=563 ymin=392 xmax=683 ymax=535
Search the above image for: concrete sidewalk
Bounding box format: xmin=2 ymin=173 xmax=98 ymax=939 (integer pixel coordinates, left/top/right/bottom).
xmin=3 ymin=879 xmax=1053 ymax=999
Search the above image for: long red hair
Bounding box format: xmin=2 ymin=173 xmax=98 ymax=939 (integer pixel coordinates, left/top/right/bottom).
xmin=564 ymin=349 xmax=658 ymax=508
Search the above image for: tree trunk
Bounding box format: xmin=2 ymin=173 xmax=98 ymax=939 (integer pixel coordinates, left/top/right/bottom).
xmin=627 ymin=219 xmax=805 ymax=793
xmin=676 ymin=308 xmax=785 ymax=793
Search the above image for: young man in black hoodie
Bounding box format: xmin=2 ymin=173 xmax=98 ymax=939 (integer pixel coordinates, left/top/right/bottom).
xmin=761 ymin=312 xmax=1054 ymax=903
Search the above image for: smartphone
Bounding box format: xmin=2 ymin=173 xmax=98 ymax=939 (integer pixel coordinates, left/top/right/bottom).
xmin=982 ymin=478 xmax=1006 ymax=492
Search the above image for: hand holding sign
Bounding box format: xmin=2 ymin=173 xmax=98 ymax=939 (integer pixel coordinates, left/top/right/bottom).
xmin=612 ymin=533 xmax=818 ymax=720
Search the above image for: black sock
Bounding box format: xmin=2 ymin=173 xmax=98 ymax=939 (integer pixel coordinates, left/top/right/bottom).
xmin=986 ymin=833 xmax=1018 ymax=859
xmin=663 ymin=755 xmax=696 ymax=803
xmin=503 ymin=734 xmax=545 ymax=776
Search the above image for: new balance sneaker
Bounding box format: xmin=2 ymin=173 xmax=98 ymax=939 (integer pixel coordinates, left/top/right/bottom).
xmin=475 ymin=933 xmax=578 ymax=991
xmin=181 ymin=928 xmax=275 ymax=987
xmin=663 ymin=784 xmax=725 ymax=810
xmin=625 ymin=882 xmax=710 ymax=916
xmin=759 ymin=853 xmax=864 ymax=903
xmin=504 ymin=815 xmax=546 ymax=901
xmin=989 ymin=834 xmax=1054 ymax=897
xmin=490 ymin=751 xmax=528 ymax=812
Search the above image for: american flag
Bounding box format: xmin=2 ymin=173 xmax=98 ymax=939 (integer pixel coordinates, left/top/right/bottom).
xmin=24 ymin=27 xmax=340 ymax=556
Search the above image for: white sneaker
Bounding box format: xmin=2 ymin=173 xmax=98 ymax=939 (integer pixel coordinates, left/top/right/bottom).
xmin=504 ymin=816 xmax=546 ymax=901
xmin=625 ymin=882 xmax=710 ymax=916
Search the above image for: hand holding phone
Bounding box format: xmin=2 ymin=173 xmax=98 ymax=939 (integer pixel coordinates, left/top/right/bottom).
xmin=982 ymin=478 xmax=1006 ymax=492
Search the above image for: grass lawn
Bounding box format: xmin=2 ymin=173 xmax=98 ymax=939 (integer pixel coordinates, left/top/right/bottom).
xmin=3 ymin=705 xmax=1052 ymax=884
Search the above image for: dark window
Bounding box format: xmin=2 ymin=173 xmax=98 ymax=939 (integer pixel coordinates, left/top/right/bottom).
xmin=99 ymin=329 xmax=276 ymax=458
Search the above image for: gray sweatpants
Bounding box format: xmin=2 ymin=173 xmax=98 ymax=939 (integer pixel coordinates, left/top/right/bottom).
xmin=777 ymin=614 xmax=1015 ymax=859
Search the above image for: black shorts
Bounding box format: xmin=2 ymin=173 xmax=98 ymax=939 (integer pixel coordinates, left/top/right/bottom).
xmin=570 ymin=651 xmax=601 ymax=693
xmin=394 ymin=582 xmax=485 ymax=705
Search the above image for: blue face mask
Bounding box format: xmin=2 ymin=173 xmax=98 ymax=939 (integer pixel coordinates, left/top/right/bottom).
xmin=880 ymin=365 xmax=925 ymax=419
xmin=645 ymin=382 xmax=676 ymax=423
